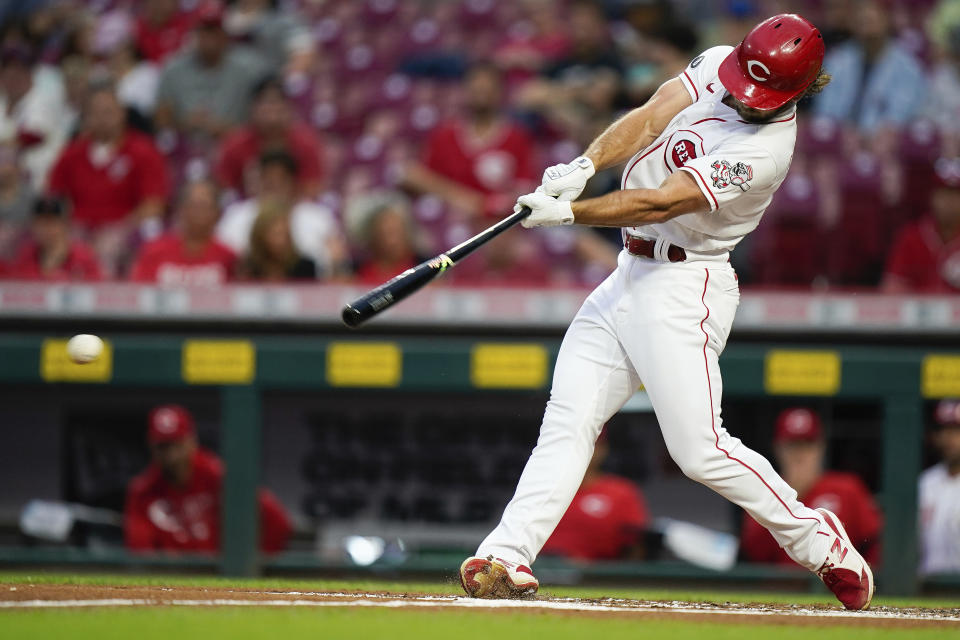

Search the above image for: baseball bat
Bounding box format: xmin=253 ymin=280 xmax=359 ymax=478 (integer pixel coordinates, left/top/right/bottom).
xmin=341 ymin=206 xmax=532 ymax=328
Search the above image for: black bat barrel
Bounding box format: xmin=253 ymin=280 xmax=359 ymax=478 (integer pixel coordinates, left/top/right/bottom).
xmin=341 ymin=206 xmax=531 ymax=328
xmin=341 ymin=257 xmax=451 ymax=327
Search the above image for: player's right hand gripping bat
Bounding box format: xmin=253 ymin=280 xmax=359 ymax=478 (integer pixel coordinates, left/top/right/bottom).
xmin=341 ymin=206 xmax=532 ymax=328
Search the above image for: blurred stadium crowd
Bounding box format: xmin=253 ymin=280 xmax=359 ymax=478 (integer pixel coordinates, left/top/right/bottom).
xmin=0 ymin=0 xmax=959 ymax=290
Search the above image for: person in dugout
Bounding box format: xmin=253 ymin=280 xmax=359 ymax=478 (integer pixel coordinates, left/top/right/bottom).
xmin=541 ymin=426 xmax=650 ymax=560
xmin=124 ymin=404 xmax=291 ymax=553
xmin=919 ymin=399 xmax=960 ymax=575
xmin=739 ymin=407 xmax=882 ymax=565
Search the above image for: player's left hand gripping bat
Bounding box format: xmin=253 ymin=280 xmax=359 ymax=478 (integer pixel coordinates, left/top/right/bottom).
xmin=341 ymin=206 xmax=532 ymax=328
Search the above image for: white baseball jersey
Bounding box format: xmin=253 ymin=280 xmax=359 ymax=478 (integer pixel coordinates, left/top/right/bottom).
xmin=622 ymin=46 xmax=798 ymax=255
xmin=918 ymin=463 xmax=960 ymax=574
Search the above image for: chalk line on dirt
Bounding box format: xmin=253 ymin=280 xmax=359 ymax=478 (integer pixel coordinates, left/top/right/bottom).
xmin=1 ymin=594 xmax=958 ymax=622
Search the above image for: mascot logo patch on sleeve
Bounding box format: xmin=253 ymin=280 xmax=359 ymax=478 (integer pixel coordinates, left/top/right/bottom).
xmin=711 ymin=160 xmax=754 ymax=192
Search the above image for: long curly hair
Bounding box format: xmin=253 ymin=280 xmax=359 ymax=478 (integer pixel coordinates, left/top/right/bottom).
xmin=801 ymin=69 xmax=832 ymax=100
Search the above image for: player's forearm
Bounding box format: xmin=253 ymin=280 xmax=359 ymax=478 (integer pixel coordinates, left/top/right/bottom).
xmin=570 ymin=188 xmax=676 ymax=226
xmin=570 ymin=170 xmax=708 ymax=227
xmin=583 ymin=107 xmax=661 ymax=171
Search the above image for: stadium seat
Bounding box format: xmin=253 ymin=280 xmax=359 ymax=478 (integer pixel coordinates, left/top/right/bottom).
xmin=797 ymin=116 xmax=842 ymax=159
xmin=752 ymin=173 xmax=824 ymax=286
xmin=896 ymin=120 xmax=941 ymax=225
xmin=826 ymin=152 xmax=889 ymax=285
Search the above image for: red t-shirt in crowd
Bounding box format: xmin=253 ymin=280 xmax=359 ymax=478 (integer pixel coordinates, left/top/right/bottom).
xmin=124 ymin=448 xmax=292 ymax=553
xmin=135 ymin=11 xmax=194 ymax=63
xmin=49 ymin=131 xmax=169 ymax=229
xmin=422 ymin=118 xmax=535 ymax=196
xmin=130 ymin=233 xmax=236 ymax=286
xmin=740 ymin=471 xmax=882 ymax=565
xmin=542 ymin=474 xmax=649 ymax=560
xmin=884 ymin=217 xmax=960 ymax=292
xmin=8 ymin=240 xmax=102 ymax=281
xmin=215 ymin=124 xmax=324 ymax=197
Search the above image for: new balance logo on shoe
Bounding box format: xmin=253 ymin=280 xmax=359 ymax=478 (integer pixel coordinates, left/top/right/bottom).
xmin=830 ymin=538 xmax=849 ymax=563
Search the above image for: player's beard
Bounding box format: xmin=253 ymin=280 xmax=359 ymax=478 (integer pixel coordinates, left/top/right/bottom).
xmin=722 ymin=93 xmax=793 ymax=124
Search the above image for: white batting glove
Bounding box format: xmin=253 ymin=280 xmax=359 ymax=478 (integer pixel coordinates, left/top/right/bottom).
xmin=515 ymin=189 xmax=574 ymax=229
xmin=541 ymin=156 xmax=595 ymax=201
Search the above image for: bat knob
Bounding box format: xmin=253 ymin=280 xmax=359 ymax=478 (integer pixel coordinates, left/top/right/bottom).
xmin=341 ymin=304 xmax=364 ymax=328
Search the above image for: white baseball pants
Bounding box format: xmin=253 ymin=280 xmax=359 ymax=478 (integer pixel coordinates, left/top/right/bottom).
xmin=477 ymin=250 xmax=828 ymax=571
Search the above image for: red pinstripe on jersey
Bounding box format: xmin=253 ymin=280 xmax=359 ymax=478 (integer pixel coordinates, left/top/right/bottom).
xmin=699 ymin=270 xmax=822 ymax=529
xmin=621 ymin=140 xmax=667 ymax=189
xmin=683 ymin=70 xmax=699 ymax=101
xmin=680 ymin=165 xmax=718 ymax=210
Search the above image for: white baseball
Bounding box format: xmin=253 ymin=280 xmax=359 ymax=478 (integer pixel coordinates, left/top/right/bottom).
xmin=67 ymin=334 xmax=103 ymax=364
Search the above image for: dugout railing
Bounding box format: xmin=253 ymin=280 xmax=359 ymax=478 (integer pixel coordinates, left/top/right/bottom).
xmin=0 ymin=331 xmax=958 ymax=596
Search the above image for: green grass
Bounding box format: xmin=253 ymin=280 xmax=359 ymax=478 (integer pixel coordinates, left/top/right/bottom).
xmin=3 ymin=607 xmax=959 ymax=640
xmin=1 ymin=573 xmax=958 ymax=640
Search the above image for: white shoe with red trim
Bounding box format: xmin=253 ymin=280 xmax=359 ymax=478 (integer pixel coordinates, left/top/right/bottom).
xmin=459 ymin=555 xmax=539 ymax=599
xmin=814 ymin=508 xmax=875 ymax=610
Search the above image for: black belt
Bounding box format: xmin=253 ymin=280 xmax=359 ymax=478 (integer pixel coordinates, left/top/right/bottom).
xmin=624 ymin=236 xmax=687 ymax=262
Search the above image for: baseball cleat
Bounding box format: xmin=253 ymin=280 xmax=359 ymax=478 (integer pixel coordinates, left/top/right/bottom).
xmin=459 ymin=555 xmax=539 ymax=599
xmin=814 ymin=508 xmax=875 ymax=610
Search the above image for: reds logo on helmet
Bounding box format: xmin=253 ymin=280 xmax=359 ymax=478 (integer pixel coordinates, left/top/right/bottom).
xmin=671 ymin=140 xmax=697 ymax=167
xmin=746 ymin=59 xmax=771 ymax=82
xmin=711 ymin=160 xmax=754 ymax=192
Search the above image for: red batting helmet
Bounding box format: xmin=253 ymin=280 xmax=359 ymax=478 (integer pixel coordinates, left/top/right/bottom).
xmin=718 ymin=14 xmax=825 ymax=111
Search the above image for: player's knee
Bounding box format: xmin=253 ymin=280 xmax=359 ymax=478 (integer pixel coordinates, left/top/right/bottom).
xmin=541 ymin=399 xmax=603 ymax=439
xmin=676 ymin=459 xmax=709 ymax=483
xmin=671 ymin=448 xmax=724 ymax=484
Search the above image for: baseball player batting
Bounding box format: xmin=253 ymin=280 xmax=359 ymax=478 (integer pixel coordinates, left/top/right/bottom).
xmin=459 ymin=14 xmax=875 ymax=611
